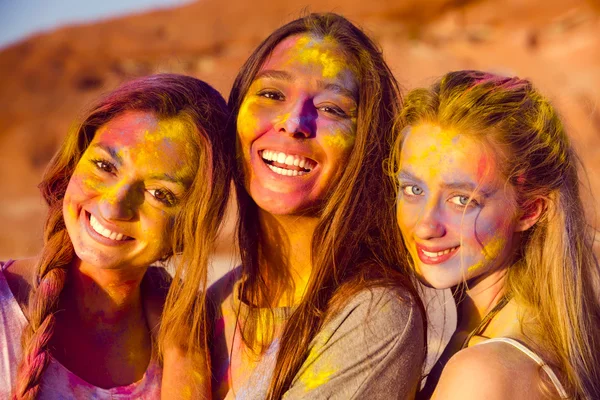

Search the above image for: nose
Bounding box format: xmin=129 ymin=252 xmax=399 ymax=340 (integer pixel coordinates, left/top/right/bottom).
xmin=274 ymin=98 xmax=317 ymax=138
xmin=414 ymin=200 xmax=446 ymax=240
xmin=97 ymin=181 xmax=143 ymax=221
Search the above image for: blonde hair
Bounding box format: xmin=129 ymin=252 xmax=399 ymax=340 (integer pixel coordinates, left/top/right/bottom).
xmin=391 ymin=70 xmax=600 ymax=399
xmin=14 ymin=74 xmax=231 ymax=399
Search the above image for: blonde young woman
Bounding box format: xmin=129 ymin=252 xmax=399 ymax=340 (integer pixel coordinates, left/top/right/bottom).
xmin=392 ymin=70 xmax=600 ymax=399
xmin=160 ymin=13 xmax=427 ymax=400
xmin=0 ymin=74 xmax=232 ymax=399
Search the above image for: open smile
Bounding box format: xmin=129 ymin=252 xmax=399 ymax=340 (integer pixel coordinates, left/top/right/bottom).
xmin=259 ymin=149 xmax=317 ymax=177
xmin=83 ymin=211 xmax=133 ymax=245
xmin=416 ymin=244 xmax=460 ymax=264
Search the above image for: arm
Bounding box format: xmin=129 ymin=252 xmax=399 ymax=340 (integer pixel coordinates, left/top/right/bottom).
xmin=283 ymin=288 xmax=426 ymax=400
xmin=161 ymin=345 xmax=211 ymax=400
xmin=141 ymin=267 xmax=212 ymax=399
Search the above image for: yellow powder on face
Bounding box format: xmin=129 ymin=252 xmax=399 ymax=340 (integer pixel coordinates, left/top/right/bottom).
xmin=289 ymin=35 xmax=349 ymax=79
xmin=323 ymin=130 xmax=356 ymax=149
xmin=402 ymin=124 xmax=464 ymax=179
xmin=123 ymin=118 xmax=196 ymax=179
xmin=237 ymin=97 xmax=260 ymax=139
xmin=467 ymin=235 xmax=506 ymax=273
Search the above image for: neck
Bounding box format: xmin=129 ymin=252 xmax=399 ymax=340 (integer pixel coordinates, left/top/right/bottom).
xmin=63 ymin=258 xmax=147 ymax=328
xmin=258 ymin=210 xmax=318 ymax=306
xmin=454 ymin=266 xmax=509 ymax=334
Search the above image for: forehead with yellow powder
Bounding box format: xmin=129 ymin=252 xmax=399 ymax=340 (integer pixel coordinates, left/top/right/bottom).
xmin=90 ymin=111 xmax=198 ymax=181
xmin=400 ymin=123 xmax=501 ymax=186
xmin=268 ymin=33 xmax=355 ymax=80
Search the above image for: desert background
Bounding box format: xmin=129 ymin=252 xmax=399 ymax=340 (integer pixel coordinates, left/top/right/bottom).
xmin=1 ymin=0 xmax=599 ymax=372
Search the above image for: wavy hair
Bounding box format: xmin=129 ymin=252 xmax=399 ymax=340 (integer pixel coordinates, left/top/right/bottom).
xmin=227 ymin=13 xmax=426 ymax=399
xmin=13 ymin=74 xmax=232 ymax=399
xmin=390 ymin=70 xmax=600 ymax=399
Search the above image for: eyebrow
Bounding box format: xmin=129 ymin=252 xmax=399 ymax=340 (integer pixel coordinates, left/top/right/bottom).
xmin=398 ymin=170 xmax=423 ymax=183
xmin=254 ymin=69 xmax=293 ymax=82
xmin=90 ymin=143 xmax=122 ymax=165
xmin=316 ymin=81 xmax=357 ymax=101
xmin=254 ymin=69 xmax=357 ymax=100
xmin=147 ymin=172 xmax=191 ymax=187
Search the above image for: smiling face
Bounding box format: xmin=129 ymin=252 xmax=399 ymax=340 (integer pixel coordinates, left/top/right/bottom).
xmin=236 ymin=33 xmax=359 ymax=216
xmin=396 ymin=123 xmax=523 ymax=289
xmin=63 ymin=110 xmax=198 ymax=271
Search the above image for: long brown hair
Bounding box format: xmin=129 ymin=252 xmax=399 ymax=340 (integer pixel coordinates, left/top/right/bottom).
xmin=391 ymin=70 xmax=600 ymax=399
xmin=227 ymin=13 xmax=426 ymax=399
xmin=14 ymin=74 xmax=232 ymax=399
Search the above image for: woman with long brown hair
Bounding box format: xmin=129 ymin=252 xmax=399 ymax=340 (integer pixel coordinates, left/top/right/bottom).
xmin=161 ymin=13 xmax=427 ymax=399
xmin=391 ymin=70 xmax=600 ymax=399
xmin=0 ymin=73 xmax=232 ymax=399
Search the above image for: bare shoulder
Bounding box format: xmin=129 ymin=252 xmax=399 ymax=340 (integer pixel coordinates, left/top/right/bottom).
xmin=432 ymin=341 xmax=556 ymax=400
xmin=3 ymin=257 xmax=39 ymax=310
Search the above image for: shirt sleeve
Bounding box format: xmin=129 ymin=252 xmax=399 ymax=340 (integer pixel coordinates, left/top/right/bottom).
xmin=282 ymin=288 xmax=425 ymax=400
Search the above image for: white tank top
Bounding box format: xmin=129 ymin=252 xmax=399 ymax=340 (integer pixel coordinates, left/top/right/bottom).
xmin=475 ymin=337 xmax=568 ymax=399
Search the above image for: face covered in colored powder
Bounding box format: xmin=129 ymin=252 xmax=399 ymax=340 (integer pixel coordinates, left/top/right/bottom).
xmin=237 ymin=33 xmax=359 ymax=216
xmin=63 ymin=110 xmax=198 ymax=271
xmin=396 ymin=123 xmax=526 ymax=289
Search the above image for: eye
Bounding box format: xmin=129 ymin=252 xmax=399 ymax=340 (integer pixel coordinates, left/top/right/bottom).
xmin=257 ymin=89 xmax=285 ymax=101
xmin=449 ymin=195 xmax=478 ymax=207
xmin=402 ymin=185 xmax=424 ymax=196
xmin=318 ymin=104 xmax=348 ymax=118
xmin=90 ymin=159 xmax=116 ymax=174
xmin=147 ymin=188 xmax=177 ymax=207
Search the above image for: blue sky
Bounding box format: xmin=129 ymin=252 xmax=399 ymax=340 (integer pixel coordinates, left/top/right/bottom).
xmin=0 ymin=0 xmax=192 ymax=49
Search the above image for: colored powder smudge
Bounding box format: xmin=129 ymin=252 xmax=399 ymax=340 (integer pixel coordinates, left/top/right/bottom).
xmin=404 ymin=124 xmax=462 ymax=179
xmin=298 ymin=335 xmax=337 ymax=391
xmin=299 ymin=363 xmax=336 ymax=390
xmin=323 ymin=131 xmax=355 ymax=149
xmin=237 ymin=98 xmax=260 ymax=138
xmin=291 ymin=35 xmax=347 ymax=79
xmin=467 ymin=235 xmax=506 ymax=272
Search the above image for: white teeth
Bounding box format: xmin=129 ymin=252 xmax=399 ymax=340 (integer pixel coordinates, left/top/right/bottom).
xmin=267 ymin=164 xmax=307 ymax=177
xmin=422 ymin=246 xmax=459 ymax=258
xmin=89 ymin=214 xmax=127 ymax=241
xmin=260 ymin=150 xmax=316 ymax=173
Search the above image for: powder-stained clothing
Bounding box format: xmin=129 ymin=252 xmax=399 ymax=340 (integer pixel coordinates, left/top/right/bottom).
xmin=0 ymin=260 xmax=162 ymax=399
xmin=209 ymin=267 xmax=425 ymax=400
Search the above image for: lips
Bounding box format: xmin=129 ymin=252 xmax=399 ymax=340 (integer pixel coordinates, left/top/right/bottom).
xmin=259 ymin=149 xmax=317 ymax=177
xmin=83 ymin=211 xmax=133 ymax=245
xmin=416 ymin=243 xmax=460 ymax=264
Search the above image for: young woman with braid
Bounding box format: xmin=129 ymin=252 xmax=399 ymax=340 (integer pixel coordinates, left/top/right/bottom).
xmin=391 ymin=70 xmax=600 ymax=399
xmin=0 ymin=73 xmax=233 ymax=399
xmin=161 ymin=13 xmax=427 ymax=400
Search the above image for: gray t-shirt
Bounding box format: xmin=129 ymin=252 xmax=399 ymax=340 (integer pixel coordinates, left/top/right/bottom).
xmin=209 ymin=268 xmax=425 ymax=399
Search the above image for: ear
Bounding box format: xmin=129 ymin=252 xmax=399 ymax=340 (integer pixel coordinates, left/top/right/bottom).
xmin=514 ymin=197 xmax=544 ymax=232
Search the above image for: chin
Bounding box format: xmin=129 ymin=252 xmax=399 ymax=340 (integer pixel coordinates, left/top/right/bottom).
xmin=416 ymin=267 xmax=460 ymax=290
xmin=251 ymin=188 xmax=319 ymax=217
